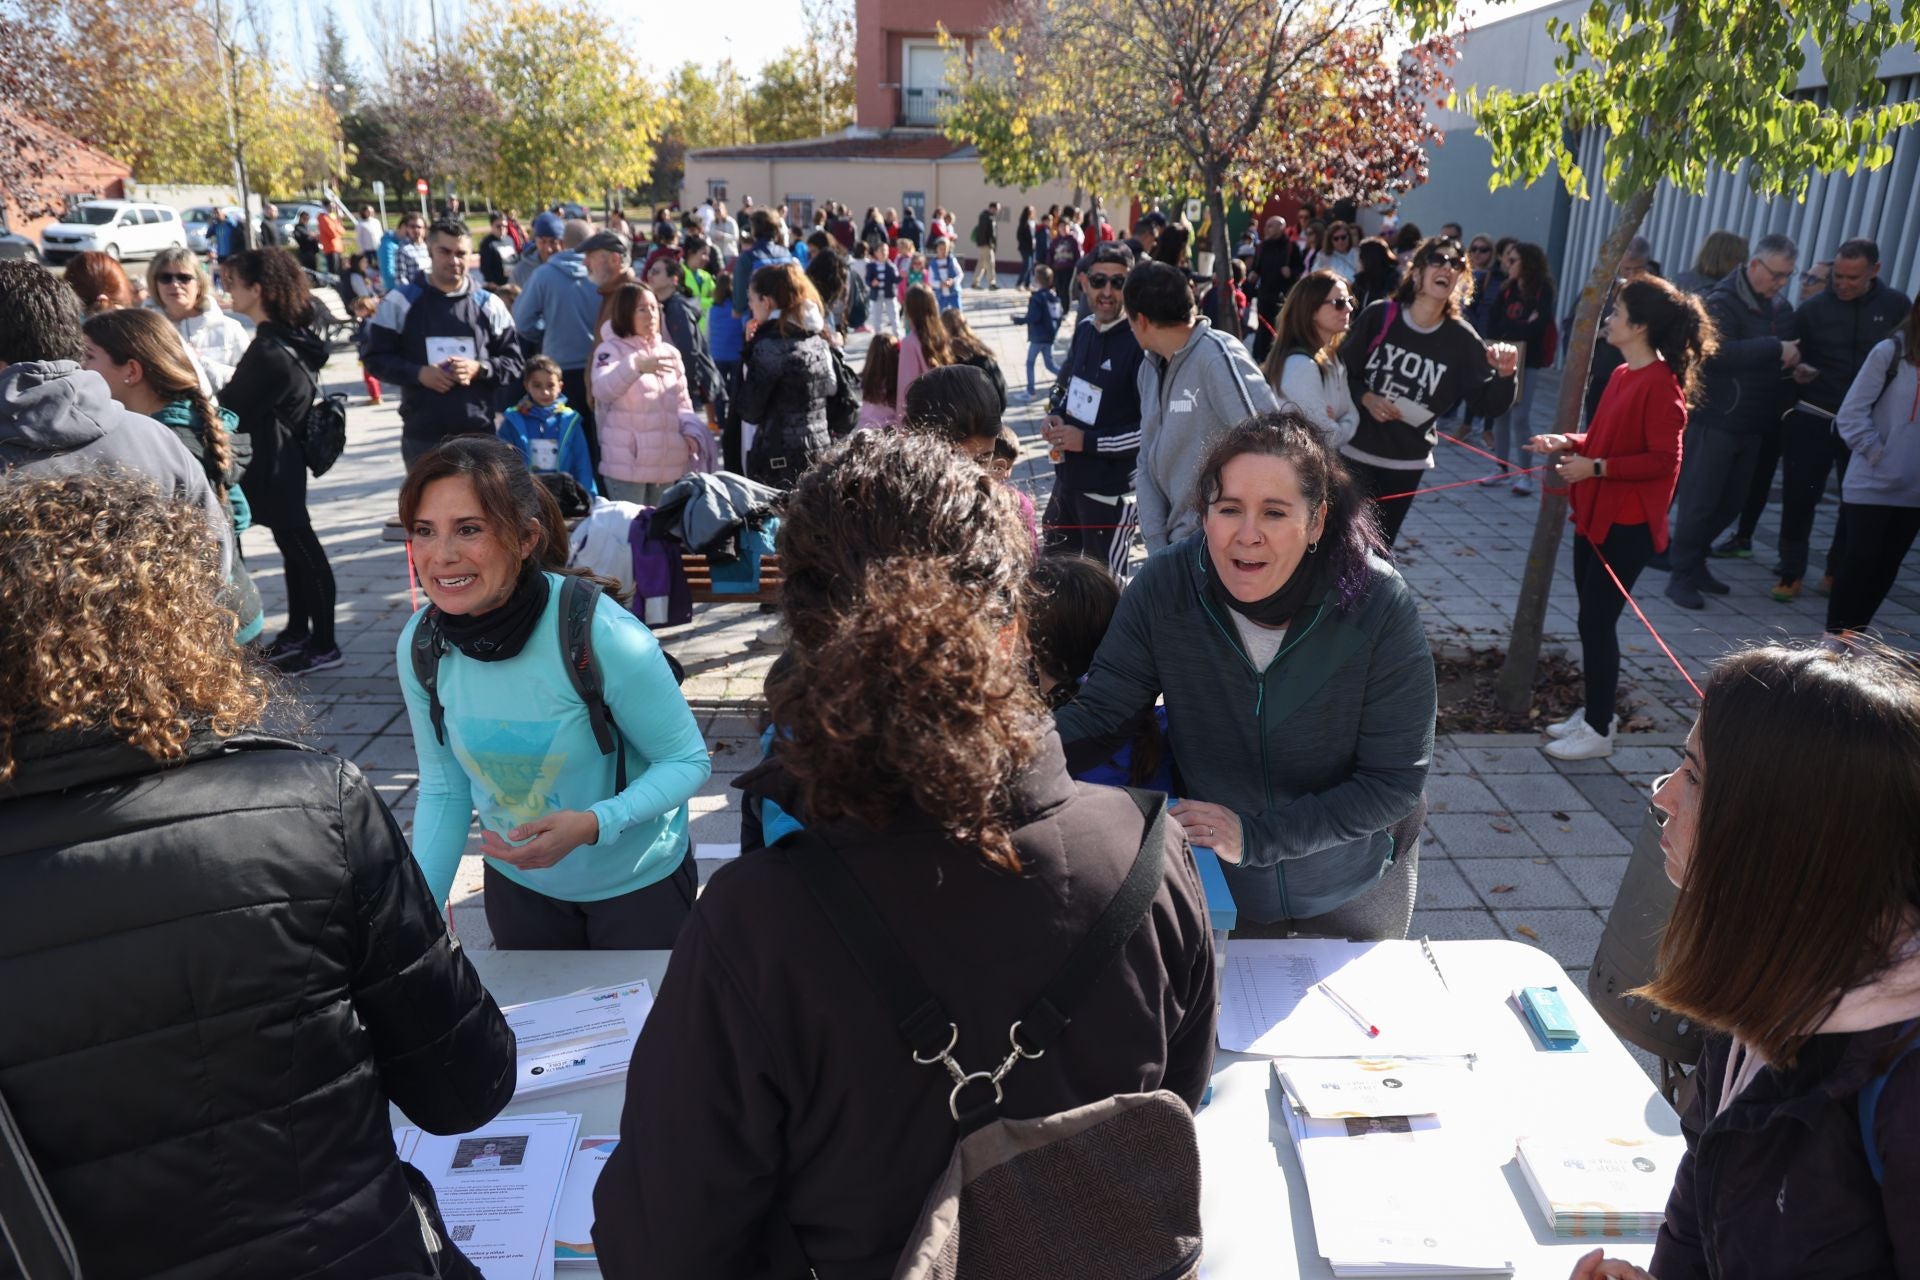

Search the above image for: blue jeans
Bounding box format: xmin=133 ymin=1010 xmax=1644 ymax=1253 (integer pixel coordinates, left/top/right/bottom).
xmin=1015 ymin=251 xmax=1035 ymax=288
xmin=1026 ymin=341 xmax=1060 ymax=395
xmin=1490 ymin=368 xmax=1542 ymax=473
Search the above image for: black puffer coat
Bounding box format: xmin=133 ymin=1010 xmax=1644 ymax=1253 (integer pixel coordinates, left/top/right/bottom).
xmin=219 ymin=318 xmax=327 ymax=529
xmin=0 ymin=732 xmax=516 ymax=1280
xmin=739 ymin=325 xmax=834 ymax=489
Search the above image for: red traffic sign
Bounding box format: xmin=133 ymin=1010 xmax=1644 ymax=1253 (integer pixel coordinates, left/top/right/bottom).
xmin=415 ymin=179 xmax=429 ymax=195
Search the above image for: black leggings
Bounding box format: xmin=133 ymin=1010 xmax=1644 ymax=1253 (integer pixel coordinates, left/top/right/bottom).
xmin=1826 ymin=503 xmax=1920 ymax=635
xmin=1572 ymin=522 xmax=1656 ymax=733
xmin=1347 ymin=459 xmax=1420 ymax=546
xmin=270 ymin=514 xmax=336 ymax=650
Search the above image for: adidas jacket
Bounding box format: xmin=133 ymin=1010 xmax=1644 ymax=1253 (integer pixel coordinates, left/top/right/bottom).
xmin=1135 ymin=319 xmax=1280 ymax=550
xmin=364 ymin=280 xmax=523 ymax=442
xmin=1049 ymin=314 xmax=1147 ymax=495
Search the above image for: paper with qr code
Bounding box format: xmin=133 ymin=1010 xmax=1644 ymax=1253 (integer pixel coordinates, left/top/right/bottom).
xmin=403 ymin=1112 xmax=580 ymax=1279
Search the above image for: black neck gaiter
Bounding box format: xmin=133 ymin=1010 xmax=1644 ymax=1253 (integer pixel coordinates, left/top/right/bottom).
xmin=435 ymin=565 xmax=550 ymax=661
xmin=1202 ymin=542 xmax=1327 ymax=628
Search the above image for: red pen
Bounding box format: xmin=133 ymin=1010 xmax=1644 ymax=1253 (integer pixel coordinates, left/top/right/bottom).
xmin=1317 ymin=980 xmax=1380 ymax=1038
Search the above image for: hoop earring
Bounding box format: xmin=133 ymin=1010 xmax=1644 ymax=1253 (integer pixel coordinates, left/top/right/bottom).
xmin=1307 ymin=540 xmax=1319 ymax=554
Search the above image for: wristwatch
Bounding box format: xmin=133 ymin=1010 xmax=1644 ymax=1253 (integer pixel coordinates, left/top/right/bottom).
xmin=1594 ymin=458 xmax=1607 ymax=478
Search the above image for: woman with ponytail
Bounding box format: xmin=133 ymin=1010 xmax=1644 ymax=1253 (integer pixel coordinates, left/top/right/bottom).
xmin=80 ymin=307 xmax=264 ymax=644
xmin=593 ymin=429 xmax=1215 ymax=1273
xmin=1058 ymin=411 xmax=1436 ymax=937
xmin=1530 ymin=276 xmax=1716 ymax=760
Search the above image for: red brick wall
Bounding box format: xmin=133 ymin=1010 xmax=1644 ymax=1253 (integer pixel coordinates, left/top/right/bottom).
xmin=856 ymin=0 xmax=1004 ymax=128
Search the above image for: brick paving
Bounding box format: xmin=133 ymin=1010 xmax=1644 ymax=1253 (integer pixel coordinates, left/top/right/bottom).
xmin=252 ymin=276 xmax=1918 ymax=992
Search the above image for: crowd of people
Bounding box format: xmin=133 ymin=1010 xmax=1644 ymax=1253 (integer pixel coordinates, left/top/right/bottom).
xmin=1 ymin=175 xmax=1918 ymax=1279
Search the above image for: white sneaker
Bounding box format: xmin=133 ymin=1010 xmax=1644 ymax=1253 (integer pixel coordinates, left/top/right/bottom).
xmin=1544 ymin=717 xmax=1614 ymax=760
xmin=1544 ymin=707 xmax=1588 ymax=738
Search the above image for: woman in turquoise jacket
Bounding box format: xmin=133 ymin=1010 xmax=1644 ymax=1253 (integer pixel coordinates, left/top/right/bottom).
xmin=396 ymin=436 xmax=710 ymax=949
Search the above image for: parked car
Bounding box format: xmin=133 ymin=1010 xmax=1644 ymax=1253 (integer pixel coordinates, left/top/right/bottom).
xmin=184 ymin=205 xmax=244 ymax=255
xmin=271 ymin=201 xmax=330 ymax=243
xmin=0 ymin=232 xmax=39 ymax=264
xmin=39 ymin=200 xmax=188 ymax=265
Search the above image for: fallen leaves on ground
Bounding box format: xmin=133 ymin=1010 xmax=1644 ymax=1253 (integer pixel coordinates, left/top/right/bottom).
xmin=1514 ymin=924 xmax=1541 ymax=940
xmin=1491 ymin=822 xmax=1514 ymax=834
xmin=1490 ymin=884 xmax=1516 ymax=893
xmin=1551 ymin=810 xmax=1571 ymax=821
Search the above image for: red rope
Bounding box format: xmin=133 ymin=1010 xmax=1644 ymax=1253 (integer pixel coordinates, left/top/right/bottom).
xmin=1374 ymin=463 xmax=1549 ymax=503
xmin=1586 ymin=534 xmax=1705 ymax=699
xmin=405 ymin=541 xmax=419 ymax=613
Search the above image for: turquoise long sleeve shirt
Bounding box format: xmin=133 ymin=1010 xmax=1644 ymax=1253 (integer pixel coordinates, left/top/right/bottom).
xmin=397 ymin=574 xmax=711 ymax=905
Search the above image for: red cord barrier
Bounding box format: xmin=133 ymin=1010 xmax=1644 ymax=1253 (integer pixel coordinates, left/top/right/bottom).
xmin=405 ymin=542 xmax=420 ymax=613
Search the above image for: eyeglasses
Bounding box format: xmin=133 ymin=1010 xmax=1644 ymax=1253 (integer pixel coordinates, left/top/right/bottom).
xmin=1755 ymin=260 xmax=1794 ymax=283
xmin=154 ymin=272 xmax=196 ymax=286
xmin=1800 ymin=271 xmax=1829 ymax=285
xmin=1322 ymin=296 xmax=1355 ymax=311
xmin=1430 ymin=254 xmax=1467 ymax=270
xmin=1086 ymin=273 xmax=1126 ymax=290
xmin=1469 ymin=245 xmax=1492 ymax=255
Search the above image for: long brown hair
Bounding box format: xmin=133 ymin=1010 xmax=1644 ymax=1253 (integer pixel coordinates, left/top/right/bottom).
xmin=64 ymin=251 xmax=132 ymax=313
xmin=1692 ymin=230 xmax=1749 ymax=281
xmin=1616 ymin=277 xmax=1718 ymax=404
xmin=940 ymin=307 xmax=991 ymax=362
xmin=861 ymin=332 xmax=899 ymax=406
xmin=749 ymin=262 xmax=822 ymax=339
xmin=82 ymin=309 xmax=233 ymax=486
xmin=902 ymin=284 xmax=950 ymax=367
xmin=1899 ymin=293 xmax=1920 ymax=370
xmin=769 ymin=430 xmax=1043 ymax=871
xmin=1264 ymin=269 xmax=1347 ymax=383
xmin=397 ymin=437 xmax=626 ymax=604
xmin=1501 ymin=241 xmax=1554 ymax=300
xmin=1638 ymin=645 xmax=1920 ymax=1067
xmin=0 ymin=471 xmax=269 ymax=781
xmin=1392 ymin=236 xmax=1474 ymax=318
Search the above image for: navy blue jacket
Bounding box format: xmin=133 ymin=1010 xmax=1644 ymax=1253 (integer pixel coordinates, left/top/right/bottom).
xmin=1048 ymin=314 xmax=1146 ymax=494
xmin=1694 ymin=270 xmax=1794 ymax=436
xmin=364 ymin=282 xmax=523 ymax=442
xmin=1020 ymin=290 xmax=1063 ymax=345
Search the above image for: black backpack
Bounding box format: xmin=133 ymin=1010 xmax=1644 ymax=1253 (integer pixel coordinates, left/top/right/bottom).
xmin=409 ymin=576 xmax=683 ymax=791
xmin=270 ymin=334 xmax=349 ymax=477
xmin=826 ymin=343 xmax=862 ymax=441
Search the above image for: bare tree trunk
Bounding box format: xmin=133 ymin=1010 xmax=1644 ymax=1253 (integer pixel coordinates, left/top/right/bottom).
xmin=1204 ymin=168 xmax=1236 ymax=337
xmin=1493 ymin=186 xmax=1657 ymax=712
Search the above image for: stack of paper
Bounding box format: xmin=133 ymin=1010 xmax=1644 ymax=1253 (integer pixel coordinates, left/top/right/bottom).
xmin=502 ymin=980 xmax=654 ymax=1098
xmin=1279 ymin=1096 xmax=1514 ymax=1277
xmin=1516 ymin=1134 xmax=1686 ymax=1239
xmin=1217 ymin=939 xmax=1473 ymax=1060
xmin=394 ymin=1111 xmax=582 ymax=1280
xmin=1276 ymin=1058 xmax=1467 ymax=1120
xmin=552 ymin=1136 xmax=619 ymax=1267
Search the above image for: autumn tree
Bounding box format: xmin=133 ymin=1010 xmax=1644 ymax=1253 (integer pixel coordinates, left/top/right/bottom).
xmin=648 ymin=60 xmax=751 ymax=203
xmin=945 ymin=0 xmax=1451 ymax=333
xmin=362 ymin=49 xmax=503 ymax=197
xmin=472 ymin=0 xmax=663 ymax=211
xmin=745 ymin=0 xmax=856 ymax=143
xmin=1385 ymin=0 xmax=1920 ymax=711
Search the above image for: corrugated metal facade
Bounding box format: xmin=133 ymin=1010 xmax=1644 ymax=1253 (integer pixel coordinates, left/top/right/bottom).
xmin=1559 ymin=74 xmax=1920 ymax=297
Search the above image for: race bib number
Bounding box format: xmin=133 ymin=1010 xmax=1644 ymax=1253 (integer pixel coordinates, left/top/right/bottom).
xmin=530 ymin=439 xmax=560 ymax=472
xmin=425 ymin=336 xmax=477 ymax=366
xmin=1066 ymin=376 xmax=1103 ymax=423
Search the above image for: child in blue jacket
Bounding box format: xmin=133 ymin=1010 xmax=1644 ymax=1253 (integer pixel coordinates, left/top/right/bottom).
xmin=498 ymin=355 xmax=597 ymax=496
xmin=1017 ymin=264 xmax=1064 ymax=398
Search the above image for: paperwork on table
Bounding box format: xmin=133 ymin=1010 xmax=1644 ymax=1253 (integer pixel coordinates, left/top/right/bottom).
xmin=1516 ymin=1133 xmax=1686 ymax=1239
xmin=394 ymin=1111 xmax=581 ymax=1280
xmin=554 ymin=1136 xmax=619 ymax=1266
xmin=1217 ymin=939 xmax=1473 ymax=1059
xmin=503 ymin=980 xmax=654 ymax=1097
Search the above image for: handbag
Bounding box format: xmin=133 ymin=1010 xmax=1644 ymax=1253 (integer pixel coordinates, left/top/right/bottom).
xmin=0 ymin=1086 xmax=81 ymax=1280
xmin=270 ymin=335 xmax=349 ymax=477
xmin=826 ymin=344 xmax=861 ymax=441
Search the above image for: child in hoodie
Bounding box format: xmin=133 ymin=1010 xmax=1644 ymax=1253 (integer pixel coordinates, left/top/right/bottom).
xmin=498 ymin=355 xmax=597 ymax=496
xmin=1016 ymin=264 xmax=1063 ymax=398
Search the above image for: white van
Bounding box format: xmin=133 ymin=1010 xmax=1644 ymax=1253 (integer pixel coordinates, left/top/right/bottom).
xmin=39 ymin=201 xmax=189 ymax=266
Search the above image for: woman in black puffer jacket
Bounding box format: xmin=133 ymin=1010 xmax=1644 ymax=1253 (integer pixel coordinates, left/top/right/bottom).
xmin=738 ymin=261 xmax=834 ymax=490
xmin=0 ymin=470 xmax=516 ymax=1280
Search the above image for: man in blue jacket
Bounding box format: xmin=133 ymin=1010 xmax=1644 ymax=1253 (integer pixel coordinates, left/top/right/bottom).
xmin=730 ymin=209 xmax=794 ymax=317
xmin=1041 ymin=243 xmax=1144 ymax=577
xmin=1665 ymin=233 xmax=1802 ymax=609
xmin=365 ymin=216 xmax=524 ymax=471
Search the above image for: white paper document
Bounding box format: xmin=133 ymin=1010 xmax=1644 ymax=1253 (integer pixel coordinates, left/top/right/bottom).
xmin=1276 ymin=1058 xmax=1467 ymax=1120
xmin=503 ymin=980 xmax=654 ymax=1097
xmin=553 ymin=1136 xmax=618 ymax=1266
xmin=1516 ymin=1132 xmax=1686 ymax=1238
xmin=396 ymin=1111 xmax=581 ymax=1280
xmin=1217 ymin=940 xmax=1472 ymax=1059
xmin=426 ymin=335 xmax=479 ymax=366
xmin=1385 ymin=394 xmax=1435 ymax=428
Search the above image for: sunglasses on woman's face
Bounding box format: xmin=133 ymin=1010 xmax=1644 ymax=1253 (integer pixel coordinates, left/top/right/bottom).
xmin=1429 ymin=254 xmax=1467 ymax=270
xmin=1322 ymin=296 xmax=1355 ymax=311
xmin=155 ymin=272 xmax=196 ymax=286
xmin=1469 ymin=244 xmax=1491 ymax=255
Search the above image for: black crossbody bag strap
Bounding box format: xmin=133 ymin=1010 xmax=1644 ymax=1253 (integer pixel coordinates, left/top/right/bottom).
xmin=789 ymin=787 xmax=1168 ymax=1072
xmin=0 ymin=1086 xmax=81 ymax=1280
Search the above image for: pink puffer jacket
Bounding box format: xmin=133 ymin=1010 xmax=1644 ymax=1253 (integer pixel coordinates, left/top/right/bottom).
xmin=590 ymin=323 xmax=703 ymax=485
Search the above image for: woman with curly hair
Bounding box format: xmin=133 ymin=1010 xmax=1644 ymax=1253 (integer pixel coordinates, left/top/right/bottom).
xmin=0 ymin=469 xmax=514 ymax=1280
xmin=593 ymin=429 xmax=1216 ymax=1274
xmin=1058 ymin=411 xmax=1436 ymax=935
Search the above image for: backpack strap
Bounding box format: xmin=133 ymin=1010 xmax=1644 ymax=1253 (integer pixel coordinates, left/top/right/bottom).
xmin=1857 ymin=1017 xmax=1920 ymax=1185
xmin=789 ymin=787 xmax=1168 ymax=1127
xmin=0 ymin=1084 xmax=80 ymax=1280
xmin=409 ymin=608 xmax=448 ymax=746
xmin=558 ymin=575 xmax=626 ymax=792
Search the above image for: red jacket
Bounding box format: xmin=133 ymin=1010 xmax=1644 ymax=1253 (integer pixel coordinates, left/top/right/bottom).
xmin=1566 ymin=359 xmax=1686 ymax=551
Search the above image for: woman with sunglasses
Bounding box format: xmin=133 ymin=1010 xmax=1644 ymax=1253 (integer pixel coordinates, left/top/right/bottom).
xmin=1339 ymin=237 xmax=1521 ymax=543
xmin=1577 ymin=644 xmax=1920 ymax=1280
xmin=1320 ymin=222 xmax=1360 ymax=282
xmin=146 ymin=246 xmax=251 ymax=392
xmin=1262 ymin=270 xmax=1360 ymax=449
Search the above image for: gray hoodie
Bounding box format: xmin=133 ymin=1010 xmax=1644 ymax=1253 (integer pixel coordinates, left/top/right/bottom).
xmin=1836 ymin=334 xmax=1920 ymax=508
xmin=0 ymin=361 xmax=233 ymax=575
xmin=1135 ymin=318 xmax=1280 ymax=550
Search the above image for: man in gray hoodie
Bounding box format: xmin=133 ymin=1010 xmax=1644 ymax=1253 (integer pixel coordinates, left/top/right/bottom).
xmin=0 ymin=261 xmax=231 ymax=575
xmin=1129 ymin=261 xmax=1280 ymax=550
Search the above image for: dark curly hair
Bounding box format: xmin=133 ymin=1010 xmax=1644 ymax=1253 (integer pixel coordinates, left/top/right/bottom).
xmin=224 ymin=247 xmax=311 ymax=327
xmin=770 ymin=430 xmax=1045 ymax=871
xmin=1190 ymin=410 xmax=1385 ymax=613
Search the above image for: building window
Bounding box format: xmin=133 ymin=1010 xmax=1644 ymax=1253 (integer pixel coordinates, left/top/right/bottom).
xmin=900 ymin=38 xmax=958 ymax=127
xmin=902 ymin=191 xmax=926 ymax=221
xmin=708 ymin=179 xmax=728 ymax=204
xmin=786 ymin=195 xmax=815 ymax=227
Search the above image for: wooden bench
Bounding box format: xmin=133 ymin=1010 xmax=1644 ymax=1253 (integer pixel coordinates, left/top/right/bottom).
xmin=685 ymin=553 xmax=782 ymax=605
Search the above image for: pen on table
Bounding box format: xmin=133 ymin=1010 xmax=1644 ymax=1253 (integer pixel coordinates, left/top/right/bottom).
xmin=1317 ymin=980 xmax=1380 ymax=1038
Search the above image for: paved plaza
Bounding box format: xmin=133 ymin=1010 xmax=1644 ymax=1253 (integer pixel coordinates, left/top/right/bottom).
xmin=256 ymin=281 xmax=1918 ymax=993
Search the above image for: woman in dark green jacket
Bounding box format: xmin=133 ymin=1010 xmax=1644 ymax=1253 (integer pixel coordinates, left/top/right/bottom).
xmin=1056 ymin=411 xmax=1435 ymax=935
